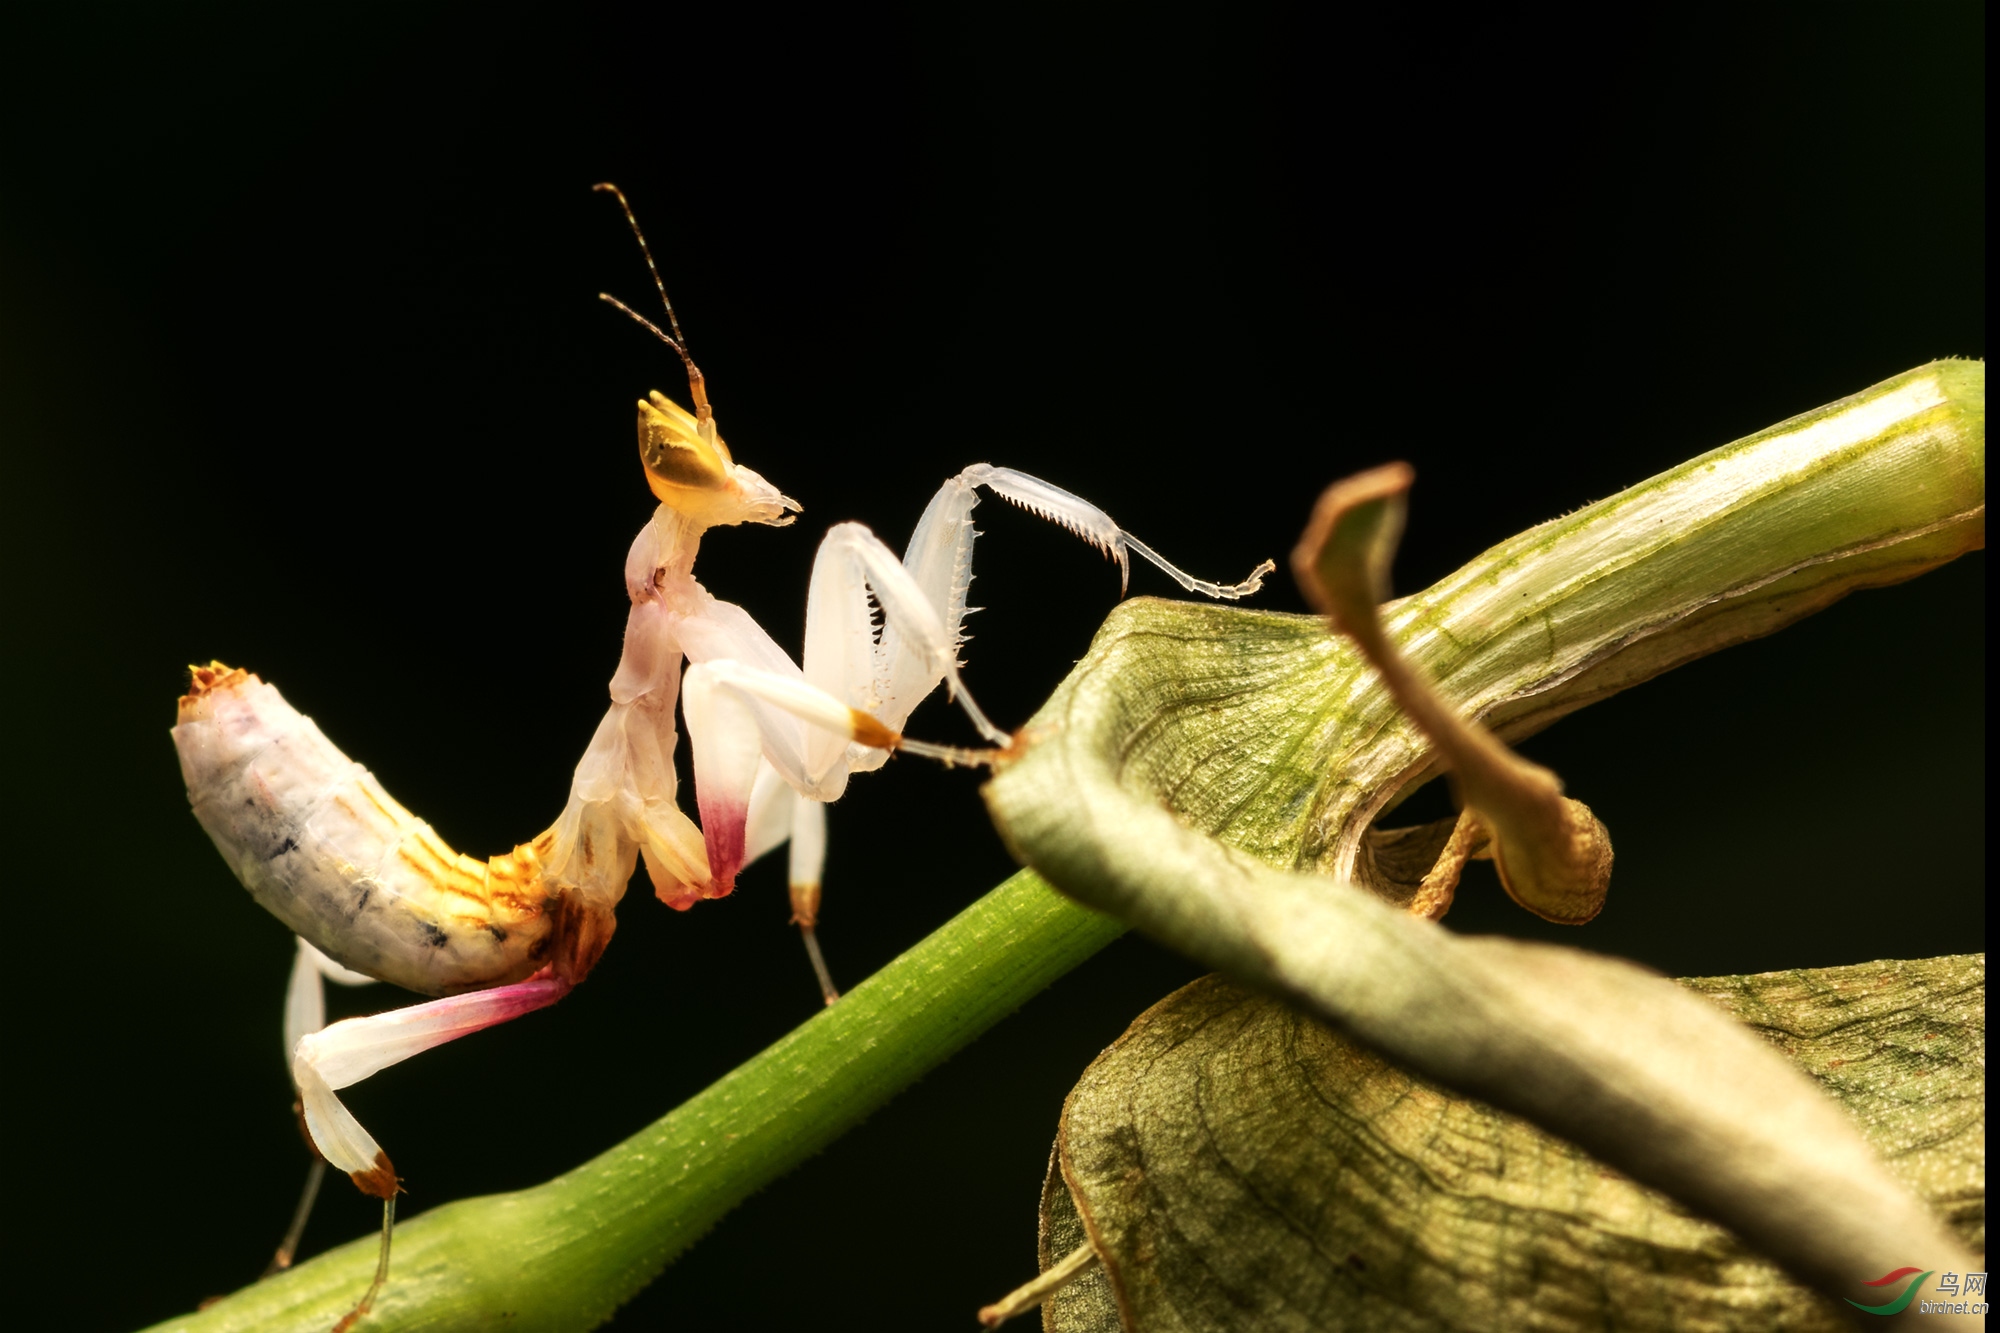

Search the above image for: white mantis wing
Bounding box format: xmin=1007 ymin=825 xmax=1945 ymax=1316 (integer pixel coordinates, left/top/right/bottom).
xmin=743 ymin=762 xmax=797 ymax=868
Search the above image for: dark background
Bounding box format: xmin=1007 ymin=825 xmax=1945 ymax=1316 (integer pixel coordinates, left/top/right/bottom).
xmin=2 ymin=4 xmax=1983 ymax=1330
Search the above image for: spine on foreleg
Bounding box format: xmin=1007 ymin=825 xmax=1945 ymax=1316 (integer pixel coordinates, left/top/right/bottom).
xmin=172 ymin=664 xmax=615 ymax=994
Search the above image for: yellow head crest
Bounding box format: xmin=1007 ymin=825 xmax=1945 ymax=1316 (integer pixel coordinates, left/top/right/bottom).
xmin=596 ymin=182 xmax=798 ymax=531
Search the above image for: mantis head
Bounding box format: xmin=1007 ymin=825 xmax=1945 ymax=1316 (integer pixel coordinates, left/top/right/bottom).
xmin=637 ymin=388 xmax=799 ymax=530
xmin=590 ymin=184 xmax=799 ymax=533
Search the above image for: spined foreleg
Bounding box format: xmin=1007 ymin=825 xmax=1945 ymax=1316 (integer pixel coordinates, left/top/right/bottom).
xmin=879 ymin=462 xmax=1274 ymax=734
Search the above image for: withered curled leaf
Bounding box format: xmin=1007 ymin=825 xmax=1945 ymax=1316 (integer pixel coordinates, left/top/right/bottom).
xmin=982 ymin=361 xmax=1986 ymax=1320
xmin=1040 ymin=954 xmax=1984 ymax=1333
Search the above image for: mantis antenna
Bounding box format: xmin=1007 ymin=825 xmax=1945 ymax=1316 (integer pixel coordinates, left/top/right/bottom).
xmin=593 ymin=180 xmax=713 ymax=423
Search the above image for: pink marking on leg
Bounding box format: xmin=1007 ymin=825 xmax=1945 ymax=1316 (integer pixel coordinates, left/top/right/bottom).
xmin=439 ymin=973 xmax=572 ymax=1030
xmin=301 ymin=971 xmax=574 ymax=1092
xmin=381 ymin=975 xmax=572 ymax=1057
xmin=696 ymin=798 xmax=746 ymax=897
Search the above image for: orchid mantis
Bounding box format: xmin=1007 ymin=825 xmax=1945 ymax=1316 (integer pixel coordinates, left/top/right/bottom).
xmin=169 ymin=183 xmax=1271 ymax=1327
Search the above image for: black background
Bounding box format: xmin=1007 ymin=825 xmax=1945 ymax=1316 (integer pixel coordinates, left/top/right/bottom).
xmin=2 ymin=4 xmax=1984 ymax=1330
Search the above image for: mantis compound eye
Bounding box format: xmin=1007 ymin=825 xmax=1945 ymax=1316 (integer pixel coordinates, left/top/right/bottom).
xmin=638 ymin=390 xmax=732 ymax=497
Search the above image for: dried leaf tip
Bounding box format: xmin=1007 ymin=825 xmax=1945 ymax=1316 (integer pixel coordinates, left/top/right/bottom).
xmin=1291 ymin=461 xmax=1414 ymax=635
xmin=1293 ymin=466 xmax=1613 ymax=924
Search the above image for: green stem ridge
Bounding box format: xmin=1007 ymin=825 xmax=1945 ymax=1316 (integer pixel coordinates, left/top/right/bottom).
xmin=144 ymin=871 xmax=1120 ymax=1332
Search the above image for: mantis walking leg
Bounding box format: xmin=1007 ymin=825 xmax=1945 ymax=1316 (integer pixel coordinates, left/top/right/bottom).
xmin=742 ymin=766 xmax=836 ymax=1001
xmin=290 ymin=974 xmax=574 ymax=1330
xmin=268 ymin=938 xmax=376 ymax=1277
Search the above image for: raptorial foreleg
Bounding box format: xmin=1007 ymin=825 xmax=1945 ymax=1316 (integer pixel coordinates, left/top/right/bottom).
xmin=553 ymin=593 xmax=710 ymax=911
xmin=805 ymin=521 xmax=1009 ymax=744
xmin=957 ymin=464 xmax=1275 ymax=598
xmin=887 ymin=465 xmax=1274 ymax=710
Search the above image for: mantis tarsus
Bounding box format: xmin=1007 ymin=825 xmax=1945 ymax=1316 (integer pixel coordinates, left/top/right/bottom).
xmin=169 ymin=183 xmax=1272 ymax=1328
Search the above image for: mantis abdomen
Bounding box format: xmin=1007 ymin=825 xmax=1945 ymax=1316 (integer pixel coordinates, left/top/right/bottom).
xmin=173 ymin=663 xmax=565 ymax=996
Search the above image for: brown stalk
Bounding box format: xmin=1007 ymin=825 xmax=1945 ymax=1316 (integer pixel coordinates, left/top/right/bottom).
xmin=1292 ymin=465 xmax=1612 ymax=923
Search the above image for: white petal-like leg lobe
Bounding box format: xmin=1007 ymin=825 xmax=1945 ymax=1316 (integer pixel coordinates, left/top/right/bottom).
xmin=676 ymin=597 xmax=808 ymax=681
xmin=292 ymin=976 xmax=571 ymax=1195
xmin=282 ymin=937 xmax=381 ymax=1066
xmin=681 ymin=664 xmax=766 ymax=894
xmin=298 ymin=976 xmax=572 ymax=1088
xmin=284 ymin=937 xmax=328 ymax=1067
xmin=675 ymin=598 xmax=831 ymax=900
xmin=699 ymin=661 xmax=893 ymax=751
xmin=274 ymin=936 xmax=382 ymax=1269
xmin=743 ymin=762 xmax=795 ymax=869
xmin=295 ymin=1058 xmax=392 ymax=1193
xmin=684 ymin=659 xmax=887 ymax=888
xmin=677 ymin=600 xmax=815 ymax=789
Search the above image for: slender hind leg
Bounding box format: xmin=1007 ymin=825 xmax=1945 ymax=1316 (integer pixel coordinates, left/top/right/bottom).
xmin=265 ymin=1160 xmax=326 ymax=1281
xmin=331 ymin=1195 xmax=395 ymax=1333
xmin=267 ymin=937 xmax=377 ymax=1277
xmin=739 ymin=766 xmax=837 ymax=1003
xmin=786 ymin=794 xmax=835 ymax=1004
xmin=290 ymin=972 xmax=572 ymax=1327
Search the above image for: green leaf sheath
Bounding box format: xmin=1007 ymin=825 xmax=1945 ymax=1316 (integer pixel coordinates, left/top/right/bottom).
xmin=982 ymin=363 xmax=1985 ymax=1311
xmin=987 ymin=358 xmax=1983 ymax=927
xmin=143 ymin=871 xmax=1121 ymax=1333
xmin=1156 ymin=362 xmax=1984 ymax=885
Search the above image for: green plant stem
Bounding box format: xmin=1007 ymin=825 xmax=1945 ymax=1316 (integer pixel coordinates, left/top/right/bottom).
xmin=144 ymin=870 xmax=1120 ymax=1333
